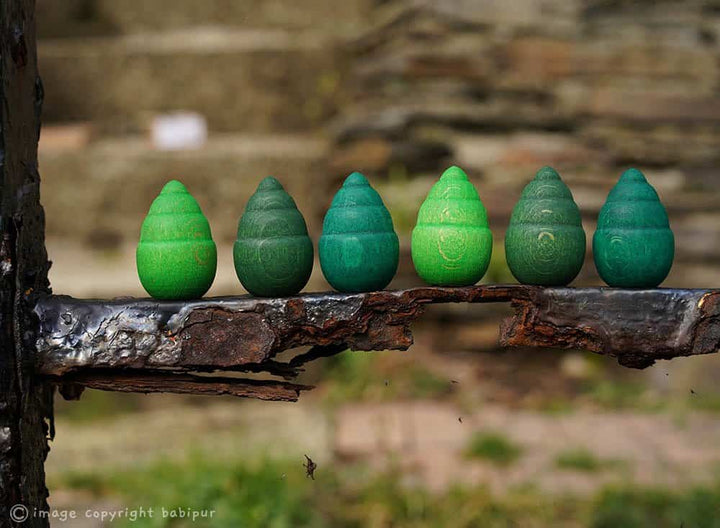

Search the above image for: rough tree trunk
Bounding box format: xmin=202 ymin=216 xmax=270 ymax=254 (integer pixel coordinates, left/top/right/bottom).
xmin=0 ymin=1 xmax=53 ymax=526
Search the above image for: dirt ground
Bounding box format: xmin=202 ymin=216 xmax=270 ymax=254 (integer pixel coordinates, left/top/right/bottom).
xmin=47 ymin=396 xmax=720 ymax=497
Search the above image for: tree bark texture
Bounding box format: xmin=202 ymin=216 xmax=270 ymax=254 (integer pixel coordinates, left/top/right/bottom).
xmin=0 ymin=1 xmax=53 ymax=526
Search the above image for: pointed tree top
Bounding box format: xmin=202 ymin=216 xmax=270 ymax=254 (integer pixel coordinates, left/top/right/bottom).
xmin=426 ymin=165 xmax=480 ymax=202
xmin=619 ymin=168 xmax=648 ymax=184
xmin=510 ymin=167 xmax=581 ymax=227
xmin=440 ymin=166 xmax=469 ymax=182
xmin=607 ymin=168 xmax=659 ymax=204
xmin=534 ymin=166 xmax=561 ymax=181
xmin=245 ymin=176 xmax=297 ymax=213
xmin=520 ymin=166 xmax=573 ymax=201
xmin=323 ymin=172 xmax=394 ymax=234
xmin=141 ymin=180 xmax=212 ymax=243
xmin=419 ymin=165 xmax=488 ymax=226
xmin=148 ymin=180 xmax=202 ymax=216
xmin=329 ymin=172 xmax=384 ymax=210
xmin=161 ymin=180 xmax=189 ymax=194
xmin=344 ymin=172 xmax=370 ymax=187
xmin=257 ymin=176 xmax=284 ymax=192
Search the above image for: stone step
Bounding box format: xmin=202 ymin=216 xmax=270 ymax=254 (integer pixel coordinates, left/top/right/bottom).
xmin=40 ymin=133 xmax=329 ymax=246
xmin=37 ymin=0 xmax=373 ymax=38
xmin=39 ymin=28 xmax=342 ymax=132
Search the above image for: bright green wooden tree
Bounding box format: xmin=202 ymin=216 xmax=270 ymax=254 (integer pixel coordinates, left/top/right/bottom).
xmin=136 ymin=180 xmax=217 ymax=299
xmin=411 ymin=166 xmax=492 ymax=286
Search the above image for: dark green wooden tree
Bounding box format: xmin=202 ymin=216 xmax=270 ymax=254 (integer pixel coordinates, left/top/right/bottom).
xmin=505 ymin=166 xmax=586 ymax=286
xmin=319 ymin=172 xmax=399 ymax=292
xmin=593 ymin=168 xmax=674 ymax=288
xmin=234 ymin=177 xmax=314 ymax=297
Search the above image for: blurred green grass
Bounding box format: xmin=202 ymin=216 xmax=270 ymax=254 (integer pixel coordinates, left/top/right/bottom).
xmin=317 ymin=350 xmax=453 ymax=406
xmin=464 ymin=431 xmax=523 ymax=467
xmin=54 ymin=389 xmax=143 ymax=423
xmin=54 ymin=453 xmax=720 ymax=528
xmin=591 ymin=486 xmax=720 ymax=528
xmin=555 ymin=448 xmax=628 ymax=474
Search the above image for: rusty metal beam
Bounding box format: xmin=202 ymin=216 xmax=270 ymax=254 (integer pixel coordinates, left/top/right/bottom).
xmin=32 ymin=286 xmax=720 ymax=400
xmin=501 ymin=288 xmax=720 ymax=369
xmin=32 ymin=286 xmax=518 ymax=376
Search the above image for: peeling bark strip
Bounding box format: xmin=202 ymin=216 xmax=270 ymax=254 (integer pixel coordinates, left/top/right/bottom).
xmin=1 ymin=1 xmax=54 ymax=526
xmin=34 ymin=287 xmax=720 ymax=381
xmin=51 ymin=372 xmax=310 ymax=402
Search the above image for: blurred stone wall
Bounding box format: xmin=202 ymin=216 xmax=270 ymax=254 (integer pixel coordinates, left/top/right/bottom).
xmin=330 ymin=0 xmax=720 ymax=288
xmin=36 ymin=0 xmax=720 ymax=296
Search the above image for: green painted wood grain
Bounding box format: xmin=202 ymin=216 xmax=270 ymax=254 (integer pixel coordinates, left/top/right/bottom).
xmin=319 ymin=172 xmax=399 ymax=292
xmin=136 ymin=180 xmax=217 ymax=299
xmin=233 ymin=176 xmax=314 ymax=297
xmin=411 ymin=166 xmax=492 ymax=286
xmin=505 ymin=166 xmax=586 ymax=286
xmin=593 ymin=168 xmax=674 ymax=288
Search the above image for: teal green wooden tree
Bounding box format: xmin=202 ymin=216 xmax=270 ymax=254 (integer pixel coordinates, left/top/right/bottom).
xmin=234 ymin=177 xmax=314 ymax=297
xmin=411 ymin=166 xmax=492 ymax=286
xmin=593 ymin=168 xmax=674 ymax=288
xmin=136 ymin=180 xmax=217 ymax=299
xmin=505 ymin=166 xmax=586 ymax=286
xmin=319 ymin=172 xmax=399 ymax=292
